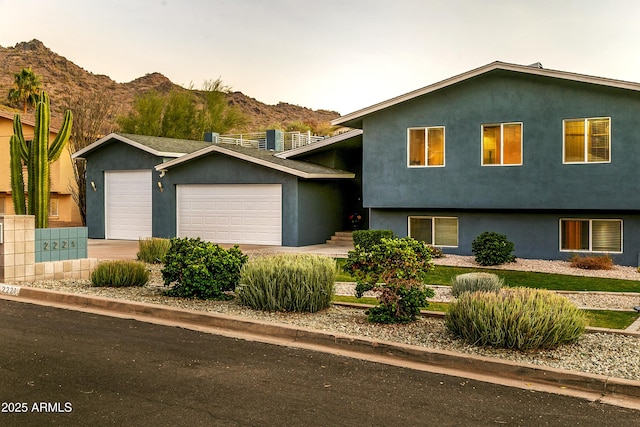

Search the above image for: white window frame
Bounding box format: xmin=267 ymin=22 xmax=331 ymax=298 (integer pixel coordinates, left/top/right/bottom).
xmin=562 ymin=117 xmax=611 ymax=164
xmin=407 ymin=126 xmax=445 ymax=168
xmin=559 ymin=218 xmax=622 ymax=254
xmin=49 ymin=197 xmax=59 ymax=217
xmin=408 ymin=216 xmax=458 ymax=247
xmin=481 ymin=122 xmax=523 ymax=166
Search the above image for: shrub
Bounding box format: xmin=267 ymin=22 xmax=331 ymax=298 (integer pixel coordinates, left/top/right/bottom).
xmin=471 ymin=231 xmax=516 ymax=266
xmin=427 ymin=245 xmax=444 ymax=258
xmin=237 ymin=254 xmax=336 ymax=312
xmin=450 ymin=272 xmax=504 ymax=297
xmin=91 ymin=260 xmax=149 ymax=287
xmin=445 ymin=287 xmax=586 ymax=350
xmin=343 ymin=237 xmax=435 ymax=323
xmin=137 ymin=237 xmax=170 ymax=264
xmin=162 ymin=237 xmax=248 ymax=299
xmin=352 ymin=229 xmax=394 ymax=251
xmin=569 ymin=254 xmax=613 ymax=270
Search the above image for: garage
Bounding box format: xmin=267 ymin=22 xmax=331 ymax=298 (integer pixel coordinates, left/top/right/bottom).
xmin=105 ymin=170 xmax=152 ymax=240
xmin=177 ymin=184 xmax=282 ymax=245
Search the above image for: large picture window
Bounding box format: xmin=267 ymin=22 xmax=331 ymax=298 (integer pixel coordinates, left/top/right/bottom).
xmin=408 ymin=216 xmax=458 ymax=247
xmin=482 ymin=122 xmax=522 ymax=165
xmin=563 ymin=117 xmax=610 ymax=163
xmin=408 ymin=127 xmax=445 ymax=167
xmin=560 ymin=219 xmax=622 ymax=253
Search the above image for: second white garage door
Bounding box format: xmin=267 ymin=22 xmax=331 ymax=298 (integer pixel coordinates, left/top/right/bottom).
xmin=177 ymin=184 xmax=282 ymax=245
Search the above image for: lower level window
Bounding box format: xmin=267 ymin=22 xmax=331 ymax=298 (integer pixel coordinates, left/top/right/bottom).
xmin=560 ymin=219 xmax=622 ymax=253
xmin=408 ymin=216 xmax=458 ymax=247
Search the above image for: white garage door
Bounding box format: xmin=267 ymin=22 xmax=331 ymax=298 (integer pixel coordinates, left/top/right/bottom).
xmin=177 ymin=184 xmax=282 ymax=245
xmin=105 ymin=170 xmax=152 ymax=240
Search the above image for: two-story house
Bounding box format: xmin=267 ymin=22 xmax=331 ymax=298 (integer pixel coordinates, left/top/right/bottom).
xmin=332 ymin=61 xmax=640 ymax=266
xmin=0 ymin=109 xmax=81 ymax=226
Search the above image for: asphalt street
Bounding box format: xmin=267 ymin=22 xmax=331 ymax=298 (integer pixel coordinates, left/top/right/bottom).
xmin=1 ymin=299 xmax=639 ymax=426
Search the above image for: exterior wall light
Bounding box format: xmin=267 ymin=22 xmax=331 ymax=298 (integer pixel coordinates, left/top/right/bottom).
xmin=157 ymin=181 xmax=164 ymax=192
xmin=90 ymin=181 xmax=97 ymax=192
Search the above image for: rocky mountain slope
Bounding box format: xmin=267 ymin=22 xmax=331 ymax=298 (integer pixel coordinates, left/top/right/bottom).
xmin=0 ymin=40 xmax=339 ymax=132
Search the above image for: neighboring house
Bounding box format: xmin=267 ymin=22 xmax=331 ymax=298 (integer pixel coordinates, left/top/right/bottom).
xmin=73 ymin=131 xmax=362 ymax=246
xmin=0 ymin=109 xmax=81 ymax=226
xmin=332 ymin=61 xmax=640 ymax=266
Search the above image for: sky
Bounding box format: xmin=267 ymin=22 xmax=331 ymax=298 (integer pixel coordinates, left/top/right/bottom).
xmin=1 ymin=0 xmax=640 ymax=115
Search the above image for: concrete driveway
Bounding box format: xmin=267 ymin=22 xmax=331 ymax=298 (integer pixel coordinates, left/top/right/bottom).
xmin=88 ymin=239 xmax=352 ymax=260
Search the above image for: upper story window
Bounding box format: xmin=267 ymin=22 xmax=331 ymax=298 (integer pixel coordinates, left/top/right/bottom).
xmin=563 ymin=117 xmax=610 ymax=163
xmin=408 ymin=127 xmax=445 ymax=167
xmin=482 ymin=122 xmax=522 ymax=166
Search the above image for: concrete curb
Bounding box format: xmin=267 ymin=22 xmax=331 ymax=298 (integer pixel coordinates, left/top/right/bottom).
xmin=2 ymin=285 xmax=640 ymax=405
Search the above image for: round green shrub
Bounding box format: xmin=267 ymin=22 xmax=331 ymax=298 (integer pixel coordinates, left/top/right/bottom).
xmin=237 ymin=254 xmax=336 ymax=313
xmin=91 ymin=260 xmax=150 ymax=287
xmin=450 ymin=272 xmax=504 ymax=297
xmin=471 ymin=231 xmax=516 ymax=266
xmin=445 ymin=287 xmax=586 ymax=350
xmin=162 ymin=237 xmax=247 ymax=300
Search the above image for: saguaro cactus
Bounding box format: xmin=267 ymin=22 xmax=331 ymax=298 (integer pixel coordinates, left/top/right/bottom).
xmin=9 ymin=134 xmax=26 ymax=215
xmin=10 ymin=90 xmax=73 ymax=228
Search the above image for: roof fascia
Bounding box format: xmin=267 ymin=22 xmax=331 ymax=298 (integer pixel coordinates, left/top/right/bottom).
xmin=331 ymin=61 xmax=640 ymax=127
xmin=275 ymin=129 xmax=363 ymax=159
xmin=155 ymin=144 xmax=355 ymax=179
xmin=72 ymin=133 xmax=185 ymax=159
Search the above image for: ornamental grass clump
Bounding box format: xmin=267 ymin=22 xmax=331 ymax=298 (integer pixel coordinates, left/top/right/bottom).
xmin=445 ymin=287 xmax=586 ymax=350
xmin=137 ymin=237 xmax=170 ymax=264
xmin=91 ymin=260 xmax=149 ymax=287
xmin=451 ymin=272 xmax=504 ymax=297
xmin=236 ymin=254 xmax=336 ymax=313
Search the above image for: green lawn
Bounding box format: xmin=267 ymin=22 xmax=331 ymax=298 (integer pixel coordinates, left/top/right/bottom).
xmin=331 ymin=296 xmax=639 ymax=329
xmin=335 ymin=259 xmax=640 ymax=293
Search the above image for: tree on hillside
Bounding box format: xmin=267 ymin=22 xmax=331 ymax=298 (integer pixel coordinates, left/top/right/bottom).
xmin=64 ymin=89 xmax=119 ymax=225
xmin=117 ymin=78 xmax=248 ymax=139
xmin=197 ymin=78 xmax=248 ymax=135
xmin=8 ymin=67 xmax=43 ymax=113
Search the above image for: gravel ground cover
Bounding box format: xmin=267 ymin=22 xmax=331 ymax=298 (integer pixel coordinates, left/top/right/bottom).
xmin=11 ymin=256 xmax=640 ymax=382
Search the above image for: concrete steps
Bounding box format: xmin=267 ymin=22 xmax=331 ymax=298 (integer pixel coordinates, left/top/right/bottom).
xmin=326 ymin=231 xmax=354 ymax=245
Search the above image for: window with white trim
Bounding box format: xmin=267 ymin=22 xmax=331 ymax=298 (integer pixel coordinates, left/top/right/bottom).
xmin=560 ymin=219 xmax=622 ymax=253
xmin=49 ymin=197 xmax=59 ymax=217
xmin=408 ymin=127 xmax=445 ymax=167
xmin=482 ymin=122 xmax=522 ymax=165
xmin=563 ymin=117 xmax=610 ymax=163
xmin=408 ymin=216 xmax=458 ymax=247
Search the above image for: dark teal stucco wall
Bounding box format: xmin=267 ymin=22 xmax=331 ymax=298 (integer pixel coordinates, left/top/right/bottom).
xmin=83 ymin=141 xmax=163 ymax=239
xmin=158 ymin=152 xmax=356 ymax=246
xmin=362 ymin=70 xmax=640 ymax=210
xmin=370 ymin=209 xmax=640 ymax=266
xmin=361 ymin=69 xmax=640 ymax=265
xmin=297 ymin=180 xmax=350 ymax=245
xmin=157 ymin=153 xmax=300 ymax=245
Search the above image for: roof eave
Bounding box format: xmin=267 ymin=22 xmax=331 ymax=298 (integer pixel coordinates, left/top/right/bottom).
xmin=155 ymin=144 xmax=354 ymax=179
xmin=331 ymin=61 xmax=640 ymax=127
xmin=275 ymin=129 xmax=363 ymax=159
xmin=72 ymin=133 xmax=186 ymax=159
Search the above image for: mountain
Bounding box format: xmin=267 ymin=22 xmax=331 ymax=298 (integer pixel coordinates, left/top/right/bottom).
xmin=0 ymin=40 xmax=339 ymax=133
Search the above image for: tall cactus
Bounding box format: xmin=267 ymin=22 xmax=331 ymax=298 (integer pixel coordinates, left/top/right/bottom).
xmin=10 ymin=90 xmax=73 ymax=228
xmin=9 ymin=134 xmax=26 ymax=215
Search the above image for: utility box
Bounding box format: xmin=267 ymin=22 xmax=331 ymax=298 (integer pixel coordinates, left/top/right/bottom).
xmin=266 ymin=129 xmax=283 ymax=151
